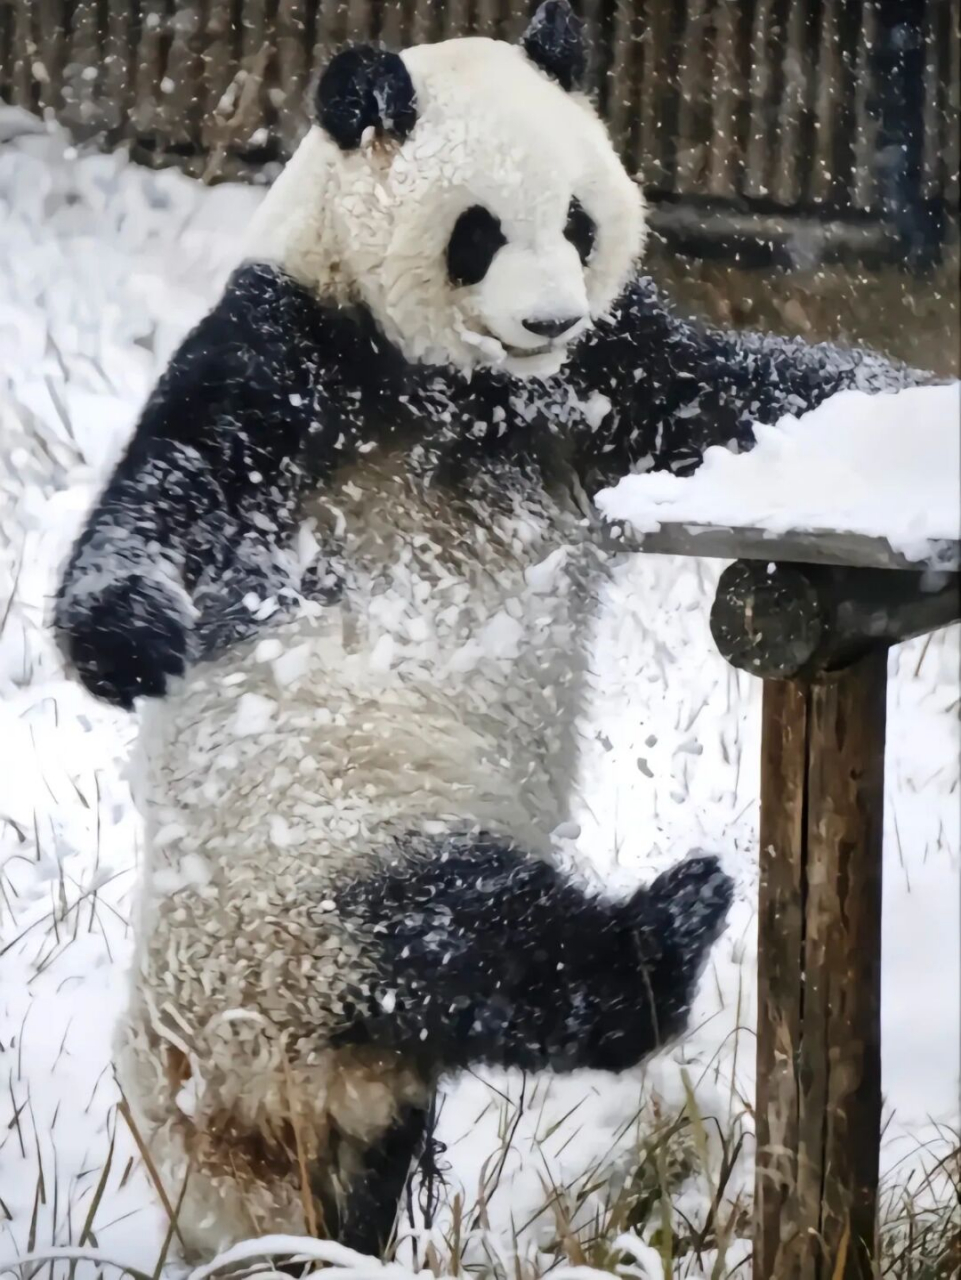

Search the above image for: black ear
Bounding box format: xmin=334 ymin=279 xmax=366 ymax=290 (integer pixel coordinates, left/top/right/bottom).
xmin=521 ymin=1 xmax=586 ymax=92
xmin=315 ymin=46 xmax=417 ymax=151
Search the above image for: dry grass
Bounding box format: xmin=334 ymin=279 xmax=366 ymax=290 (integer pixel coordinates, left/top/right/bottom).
xmin=5 ymin=1089 xmax=955 ymax=1280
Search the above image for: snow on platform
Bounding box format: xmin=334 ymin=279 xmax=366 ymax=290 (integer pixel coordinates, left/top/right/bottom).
xmin=1 ymin=121 xmax=958 ymax=1279
xmin=597 ymin=383 xmax=961 ymax=567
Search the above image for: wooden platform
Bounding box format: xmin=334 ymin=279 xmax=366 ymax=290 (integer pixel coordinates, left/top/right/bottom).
xmin=606 ymin=519 xmax=960 ymax=573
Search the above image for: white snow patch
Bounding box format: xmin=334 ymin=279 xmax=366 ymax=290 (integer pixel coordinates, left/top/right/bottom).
xmin=597 ymin=383 xmax=961 ymax=564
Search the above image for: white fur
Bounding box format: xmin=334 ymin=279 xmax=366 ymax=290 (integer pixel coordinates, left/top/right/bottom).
xmin=246 ymin=37 xmax=645 ymax=376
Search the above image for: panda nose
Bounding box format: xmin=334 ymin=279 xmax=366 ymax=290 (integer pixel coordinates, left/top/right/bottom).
xmin=521 ymin=316 xmax=581 ymax=340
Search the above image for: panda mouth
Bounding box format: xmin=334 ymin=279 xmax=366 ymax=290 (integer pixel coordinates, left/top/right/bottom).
xmin=503 ymin=342 xmax=554 ymax=359
xmin=458 ymin=320 xmax=569 ymax=367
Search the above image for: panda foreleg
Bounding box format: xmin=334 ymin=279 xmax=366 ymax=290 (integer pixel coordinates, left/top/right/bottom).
xmin=334 ymin=836 xmax=732 ymax=1077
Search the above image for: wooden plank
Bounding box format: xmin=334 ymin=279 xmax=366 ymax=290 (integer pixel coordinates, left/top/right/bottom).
xmin=811 ymin=0 xmax=841 ymax=205
xmin=12 ymin=0 xmax=36 ymax=109
xmin=103 ymin=0 xmax=137 ymax=139
xmin=36 ymin=0 xmax=66 ymax=115
xmin=771 ymin=0 xmax=808 ymax=207
xmin=0 ymin=1 xmax=12 ymax=108
xmin=276 ymin=0 xmax=309 ymax=151
xmin=380 ymin=0 xmax=413 ymax=48
xmin=474 ymin=0 xmax=502 ymax=40
xmin=605 ymin=520 xmax=961 ymax=574
xmin=705 ymin=0 xmax=740 ymax=199
xmin=946 ymin=0 xmax=961 ymax=209
xmin=133 ymin=0 xmax=170 ymax=137
xmin=607 ymin=0 xmax=640 ymax=163
xmin=63 ymin=0 xmax=102 ymax=134
xmin=441 ymin=0 xmax=471 ymax=42
xmin=921 ymin=0 xmax=941 ymax=201
xmin=754 ymin=677 xmax=809 ymax=1280
xmin=158 ymin=1 xmax=206 ymax=149
xmin=800 ymin=649 xmax=886 ymax=1278
xmin=343 ymin=0 xmax=375 ymax=45
xmin=313 ymin=0 xmax=340 ymax=77
xmin=851 ymin=0 xmax=879 ymax=212
xmin=578 ymin=0 xmax=605 ymax=102
xmin=409 ymin=0 xmax=438 ymax=46
xmin=202 ymin=0 xmax=239 ymax=151
xmin=638 ymin=0 xmax=671 ymax=190
xmin=744 ymin=0 xmax=776 ymax=199
xmin=673 ymin=0 xmax=709 ymax=193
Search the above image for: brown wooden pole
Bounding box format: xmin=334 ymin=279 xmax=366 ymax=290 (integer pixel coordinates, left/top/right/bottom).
xmin=755 ymin=649 xmax=887 ymax=1280
xmin=755 ymin=677 xmax=809 ymax=1279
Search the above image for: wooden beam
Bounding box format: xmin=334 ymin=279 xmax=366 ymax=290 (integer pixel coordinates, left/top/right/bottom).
xmin=709 ymin=561 xmax=961 ymax=680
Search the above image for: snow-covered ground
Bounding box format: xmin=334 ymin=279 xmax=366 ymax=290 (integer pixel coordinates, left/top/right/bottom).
xmin=1 ymin=116 xmax=958 ymax=1279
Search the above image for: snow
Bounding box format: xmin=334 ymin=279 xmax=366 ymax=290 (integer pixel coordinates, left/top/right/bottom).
xmin=596 ymin=383 xmax=961 ymax=566
xmin=1 ymin=116 xmax=958 ymax=1279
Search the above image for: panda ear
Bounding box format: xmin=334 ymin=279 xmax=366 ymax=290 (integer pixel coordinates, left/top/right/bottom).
xmin=521 ymin=1 xmax=586 ymax=92
xmin=315 ymin=45 xmax=417 ymax=151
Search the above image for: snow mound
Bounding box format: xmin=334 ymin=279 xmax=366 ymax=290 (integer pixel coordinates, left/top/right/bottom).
xmin=597 ymin=383 xmax=961 ymax=565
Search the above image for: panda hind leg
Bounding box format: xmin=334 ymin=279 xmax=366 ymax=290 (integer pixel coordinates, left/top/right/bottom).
xmin=334 ymin=835 xmax=733 ymax=1076
xmin=322 ymin=1104 xmax=431 ymax=1258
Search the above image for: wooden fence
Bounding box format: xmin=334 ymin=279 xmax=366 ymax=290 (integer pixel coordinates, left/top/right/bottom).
xmin=2 ymin=1 xmax=958 ymax=261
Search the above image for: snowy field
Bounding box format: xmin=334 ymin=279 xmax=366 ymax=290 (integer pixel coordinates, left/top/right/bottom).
xmin=1 ymin=116 xmax=958 ymax=1279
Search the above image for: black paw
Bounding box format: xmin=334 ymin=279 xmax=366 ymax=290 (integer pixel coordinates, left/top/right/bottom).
xmin=648 ymin=853 xmax=734 ymax=955
xmin=56 ymin=575 xmax=189 ymax=710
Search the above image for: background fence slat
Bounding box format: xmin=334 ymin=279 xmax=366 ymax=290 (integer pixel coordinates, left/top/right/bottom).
xmin=12 ymin=0 xmax=36 ymax=109
xmin=810 ymin=0 xmax=841 ymax=206
xmin=705 ymin=0 xmax=741 ymax=199
xmin=851 ymin=0 xmax=878 ymax=212
xmin=276 ymin=0 xmax=309 ymax=152
xmin=674 ymin=0 xmax=709 ymax=194
xmin=36 ymin=0 xmax=66 ymax=115
xmin=947 ymin=0 xmax=961 ymax=209
xmin=771 ymin=0 xmax=808 ymax=208
xmin=744 ymin=0 xmax=776 ymax=199
xmin=132 ymin=0 xmax=170 ymax=139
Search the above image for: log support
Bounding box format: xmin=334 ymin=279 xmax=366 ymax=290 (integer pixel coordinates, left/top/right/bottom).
xmin=709 ymin=560 xmax=960 ymax=1280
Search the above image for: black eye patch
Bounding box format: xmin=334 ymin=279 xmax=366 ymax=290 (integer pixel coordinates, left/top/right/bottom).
xmin=447 ymin=205 xmax=507 ymax=287
xmin=564 ymin=198 xmax=596 ymax=265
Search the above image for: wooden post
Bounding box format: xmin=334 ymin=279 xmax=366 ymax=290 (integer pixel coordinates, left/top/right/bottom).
xmin=710 ymin=559 xmax=960 ymax=1280
xmin=756 ymin=653 xmax=886 ymax=1279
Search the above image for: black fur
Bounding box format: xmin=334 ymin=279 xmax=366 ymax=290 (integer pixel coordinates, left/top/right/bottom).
xmin=54 ymin=263 xmax=922 ymax=706
xmin=564 ymin=197 xmax=596 ymax=265
xmin=332 ymin=838 xmax=733 ymax=1075
xmin=522 ymin=1 xmax=587 ymax=92
xmin=316 ymin=1106 xmax=429 ymax=1257
xmin=316 ymin=46 xmax=418 ymax=151
xmin=447 ymin=205 xmax=508 ymax=286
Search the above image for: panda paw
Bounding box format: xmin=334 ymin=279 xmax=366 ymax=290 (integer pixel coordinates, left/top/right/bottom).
xmin=639 ymin=855 xmax=737 ymax=972
xmin=642 ymin=852 xmax=734 ymax=964
xmin=56 ymin=574 xmax=190 ymax=710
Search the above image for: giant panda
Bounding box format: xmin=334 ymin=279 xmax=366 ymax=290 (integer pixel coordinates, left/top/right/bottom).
xmin=55 ymin=1 xmax=922 ymax=1262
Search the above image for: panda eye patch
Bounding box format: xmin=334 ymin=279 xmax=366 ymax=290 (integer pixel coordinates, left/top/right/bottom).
xmin=447 ymin=205 xmax=507 ymax=287
xmin=564 ymin=198 xmax=596 ymax=265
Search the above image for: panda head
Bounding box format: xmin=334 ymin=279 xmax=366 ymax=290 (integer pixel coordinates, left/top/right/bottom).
xmin=249 ymin=1 xmax=645 ymax=379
